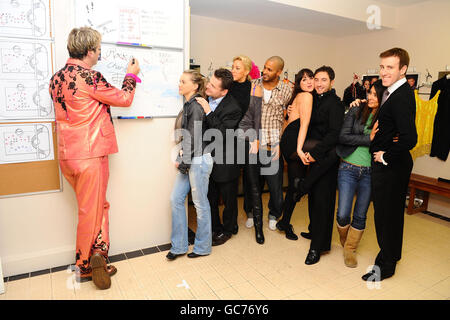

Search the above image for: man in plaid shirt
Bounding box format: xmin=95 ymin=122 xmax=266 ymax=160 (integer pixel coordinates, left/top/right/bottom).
xmin=251 ymin=56 xmax=293 ymax=232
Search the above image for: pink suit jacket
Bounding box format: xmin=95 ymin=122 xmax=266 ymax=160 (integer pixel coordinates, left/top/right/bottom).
xmin=49 ymin=58 xmax=137 ymax=160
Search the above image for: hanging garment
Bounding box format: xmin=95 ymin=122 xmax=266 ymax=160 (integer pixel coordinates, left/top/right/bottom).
xmin=429 ymin=77 xmax=450 ymax=160
xmin=410 ymin=90 xmax=440 ymax=160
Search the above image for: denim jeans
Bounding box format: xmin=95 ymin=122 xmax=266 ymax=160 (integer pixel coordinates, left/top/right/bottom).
xmin=170 ymin=153 xmax=213 ymax=255
xmin=336 ymin=161 xmax=372 ymax=230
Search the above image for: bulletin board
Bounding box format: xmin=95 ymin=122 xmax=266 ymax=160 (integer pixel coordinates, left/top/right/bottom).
xmin=0 ymin=0 xmax=61 ymax=198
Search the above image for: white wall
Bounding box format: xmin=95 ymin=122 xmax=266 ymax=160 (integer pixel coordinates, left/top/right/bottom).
xmin=0 ymin=0 xmax=181 ymax=277
xmin=190 ymin=14 xmax=334 ymax=83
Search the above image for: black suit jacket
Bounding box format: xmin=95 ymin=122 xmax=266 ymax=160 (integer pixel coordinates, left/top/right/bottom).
xmin=205 ymin=93 xmax=242 ymax=182
xmin=370 ymin=81 xmax=417 ymax=166
xmin=430 ymin=77 xmax=450 ymax=161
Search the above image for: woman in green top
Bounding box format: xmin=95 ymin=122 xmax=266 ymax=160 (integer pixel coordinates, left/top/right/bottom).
xmin=335 ymin=80 xmax=385 ymax=268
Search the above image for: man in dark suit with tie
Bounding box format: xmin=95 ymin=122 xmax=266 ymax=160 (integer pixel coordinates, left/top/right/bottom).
xmin=196 ymin=68 xmax=242 ymax=246
xmin=363 ymin=48 xmax=417 ymax=282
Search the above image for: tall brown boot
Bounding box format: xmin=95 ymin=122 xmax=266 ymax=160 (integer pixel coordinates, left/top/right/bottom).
xmin=336 ymin=223 xmax=350 ymax=247
xmin=343 ymin=226 xmax=364 ymax=268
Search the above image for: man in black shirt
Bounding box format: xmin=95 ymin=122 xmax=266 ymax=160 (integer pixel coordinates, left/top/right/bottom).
xmin=303 ymin=66 xmax=344 ymax=265
xmin=363 ymin=48 xmax=417 ymax=282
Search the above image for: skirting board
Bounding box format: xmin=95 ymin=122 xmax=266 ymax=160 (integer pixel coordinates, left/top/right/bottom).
xmin=0 ymin=257 xmax=5 ymax=294
xmin=1 ymin=246 xmax=74 ymax=278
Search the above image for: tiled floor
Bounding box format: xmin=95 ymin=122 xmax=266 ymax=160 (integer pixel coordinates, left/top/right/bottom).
xmin=1 ymin=193 xmax=449 ymax=300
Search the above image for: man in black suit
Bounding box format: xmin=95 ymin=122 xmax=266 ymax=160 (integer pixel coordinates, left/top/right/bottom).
xmin=363 ymin=48 xmax=417 ymax=282
xmin=196 ymin=69 xmax=242 ymax=246
xmin=303 ymin=66 xmax=344 ymax=265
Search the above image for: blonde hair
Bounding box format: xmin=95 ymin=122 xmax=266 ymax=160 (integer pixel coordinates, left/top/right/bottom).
xmin=233 ymin=55 xmax=252 ymax=81
xmin=67 ymin=27 xmax=102 ymax=59
xmin=183 ymin=70 xmax=206 ymax=98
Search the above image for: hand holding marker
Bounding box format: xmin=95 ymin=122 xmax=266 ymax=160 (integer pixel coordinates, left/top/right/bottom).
xmin=126 ymin=56 xmax=141 ymax=81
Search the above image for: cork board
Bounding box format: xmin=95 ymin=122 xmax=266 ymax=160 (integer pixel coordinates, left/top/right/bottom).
xmin=0 ymin=121 xmax=61 ymax=197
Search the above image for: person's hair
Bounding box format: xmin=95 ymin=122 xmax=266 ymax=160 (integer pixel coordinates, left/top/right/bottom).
xmin=183 ymin=70 xmax=206 ymax=98
xmin=357 ymin=79 xmax=385 ymax=128
xmin=379 ymin=47 xmax=410 ymax=73
xmin=288 ymin=68 xmax=314 ymax=106
xmin=314 ymin=65 xmax=335 ymax=81
xmin=233 ymin=55 xmax=253 ymax=81
xmin=267 ymin=56 xmax=285 ymax=71
xmin=213 ymin=68 xmax=234 ymax=91
xmin=67 ymin=27 xmax=102 ymax=59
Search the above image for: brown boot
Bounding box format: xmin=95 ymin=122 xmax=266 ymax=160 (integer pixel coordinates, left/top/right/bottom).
xmin=336 ymin=223 xmax=350 ymax=247
xmin=343 ymin=226 xmax=364 ymax=268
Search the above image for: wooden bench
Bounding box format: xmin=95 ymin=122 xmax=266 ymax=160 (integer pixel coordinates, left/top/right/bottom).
xmin=407 ymin=173 xmax=450 ymax=214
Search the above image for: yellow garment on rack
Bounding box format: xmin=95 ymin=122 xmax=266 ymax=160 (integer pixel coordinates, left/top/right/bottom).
xmin=410 ymin=89 xmax=440 ymax=160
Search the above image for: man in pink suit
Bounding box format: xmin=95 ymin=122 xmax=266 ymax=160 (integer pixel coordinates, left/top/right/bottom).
xmin=49 ymin=27 xmax=140 ymax=290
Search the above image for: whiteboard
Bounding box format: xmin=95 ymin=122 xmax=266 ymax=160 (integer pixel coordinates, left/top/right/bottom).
xmin=94 ymin=43 xmax=183 ymax=118
xmin=0 ymin=0 xmax=54 ymax=40
xmin=74 ymin=0 xmax=184 ymax=49
xmin=0 ymin=37 xmax=55 ymax=120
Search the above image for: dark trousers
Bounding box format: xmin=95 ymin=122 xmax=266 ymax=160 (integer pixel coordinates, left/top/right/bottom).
xmin=308 ymin=160 xmax=339 ymax=252
xmin=371 ymin=154 xmax=413 ymax=271
xmin=208 ymin=177 xmax=239 ymax=236
xmin=259 ymin=148 xmax=284 ymax=220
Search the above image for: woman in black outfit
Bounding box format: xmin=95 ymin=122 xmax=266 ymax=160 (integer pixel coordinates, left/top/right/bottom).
xmin=229 ymin=55 xmax=254 ymax=231
xmin=277 ymin=68 xmax=315 ymax=240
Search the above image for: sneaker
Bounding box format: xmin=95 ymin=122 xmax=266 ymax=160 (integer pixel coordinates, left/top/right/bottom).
xmin=268 ymin=219 xmax=277 ymax=231
xmin=245 ymin=218 xmax=254 ymax=228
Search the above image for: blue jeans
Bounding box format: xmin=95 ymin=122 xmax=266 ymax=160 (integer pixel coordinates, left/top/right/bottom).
xmin=170 ymin=154 xmax=213 ymax=255
xmin=336 ymin=161 xmax=372 ymax=230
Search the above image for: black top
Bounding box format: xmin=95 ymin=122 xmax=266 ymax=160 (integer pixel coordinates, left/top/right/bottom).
xmin=430 ymin=76 xmax=450 ymax=161
xmin=370 ymin=81 xmax=417 ymax=166
xmin=229 ymin=80 xmax=251 ymax=120
xmin=308 ymin=89 xmax=344 ymax=161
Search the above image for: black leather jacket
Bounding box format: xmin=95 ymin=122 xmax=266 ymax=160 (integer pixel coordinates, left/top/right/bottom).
xmin=176 ymin=94 xmax=208 ymax=172
xmin=336 ymin=105 xmax=371 ymax=158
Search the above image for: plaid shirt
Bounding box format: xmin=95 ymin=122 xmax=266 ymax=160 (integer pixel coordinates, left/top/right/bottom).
xmin=252 ymin=78 xmax=293 ymax=146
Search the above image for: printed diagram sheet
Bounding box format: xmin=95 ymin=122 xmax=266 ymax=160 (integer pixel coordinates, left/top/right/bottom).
xmin=0 ymin=0 xmax=52 ymax=39
xmin=94 ymin=44 xmax=183 ymax=117
xmin=0 ymin=38 xmax=54 ymax=120
xmin=0 ymin=122 xmax=54 ymax=164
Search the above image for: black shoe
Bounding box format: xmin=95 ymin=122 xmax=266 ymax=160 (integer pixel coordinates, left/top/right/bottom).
xmin=362 ymin=267 xmax=395 ymax=282
xmin=232 ymin=225 xmax=239 ymax=235
xmin=276 ymin=222 xmax=298 ymax=240
xmin=212 ymin=232 xmax=231 ymax=246
xmin=187 ymin=252 xmax=206 ymax=258
xmin=300 ymin=232 xmax=312 ymax=240
xmin=166 ymin=252 xmax=185 ymax=261
xmin=305 ymin=249 xmax=321 ymax=265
